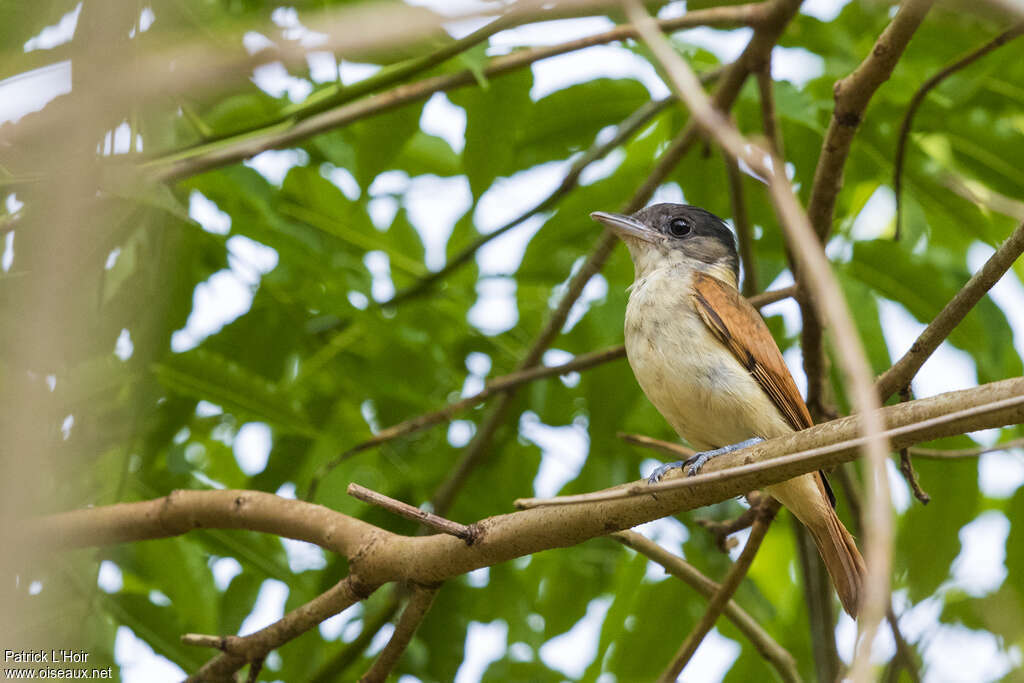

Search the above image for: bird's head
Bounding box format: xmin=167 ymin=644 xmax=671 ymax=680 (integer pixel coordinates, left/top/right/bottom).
xmin=591 ymin=203 xmax=739 ymax=285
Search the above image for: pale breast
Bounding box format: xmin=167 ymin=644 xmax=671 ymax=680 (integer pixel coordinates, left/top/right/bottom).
xmin=624 ymin=267 xmax=791 ymax=450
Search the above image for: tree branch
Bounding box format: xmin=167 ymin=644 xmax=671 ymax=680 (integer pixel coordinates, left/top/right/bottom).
xmin=186 ymin=575 xmax=379 ymax=682
xmin=613 ymin=529 xmax=801 ymax=683
xmin=910 ymin=436 xmax=1024 ymax=459
xmin=148 ymin=3 xmax=770 ymax=182
xmin=359 ymin=584 xmax=439 ymax=683
xmin=875 ymin=220 xmax=1024 ymax=400
xmin=807 ymin=0 xmax=937 ymax=241
xmin=657 ymin=499 xmax=780 ymax=682
xmin=348 ymin=484 xmax=476 ymax=542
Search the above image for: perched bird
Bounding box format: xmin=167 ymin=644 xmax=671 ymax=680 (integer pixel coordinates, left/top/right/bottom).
xmin=591 ymin=203 xmax=865 ymax=616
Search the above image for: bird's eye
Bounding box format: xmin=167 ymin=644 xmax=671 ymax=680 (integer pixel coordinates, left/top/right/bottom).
xmin=668 ymin=218 xmax=692 ymax=237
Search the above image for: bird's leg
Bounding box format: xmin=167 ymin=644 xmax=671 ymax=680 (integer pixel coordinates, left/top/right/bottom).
xmin=647 ymin=437 xmax=764 ymax=484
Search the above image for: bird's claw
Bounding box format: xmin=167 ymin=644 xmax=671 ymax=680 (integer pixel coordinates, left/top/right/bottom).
xmin=647 ymin=460 xmax=685 ymax=484
xmin=646 ymin=438 xmax=765 ymax=484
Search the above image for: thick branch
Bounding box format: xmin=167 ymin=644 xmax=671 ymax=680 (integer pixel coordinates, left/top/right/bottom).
xmin=29 ymin=489 xmax=378 ymax=555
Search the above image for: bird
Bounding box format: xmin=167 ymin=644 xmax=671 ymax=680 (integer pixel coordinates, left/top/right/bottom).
xmin=591 ymin=202 xmax=865 ymax=616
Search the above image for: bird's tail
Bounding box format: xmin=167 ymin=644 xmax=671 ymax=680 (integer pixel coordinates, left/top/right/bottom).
xmin=768 ymin=474 xmax=866 ymax=616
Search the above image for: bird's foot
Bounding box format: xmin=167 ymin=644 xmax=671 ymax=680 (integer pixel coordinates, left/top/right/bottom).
xmin=646 ymin=437 xmax=764 ymax=484
xmin=647 ymin=460 xmax=686 ymax=484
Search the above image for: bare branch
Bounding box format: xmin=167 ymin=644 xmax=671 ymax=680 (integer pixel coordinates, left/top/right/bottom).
xmin=875 ymin=220 xmax=1024 ymax=400
xmin=28 ymin=489 xmax=378 ymax=555
xmin=909 ymin=436 xmax=1024 ymax=459
xmin=898 ymin=450 xmax=931 ymax=504
xmin=514 ymin=381 xmax=1024 ymax=509
xmin=658 ymin=499 xmax=780 ymax=681
xmin=618 ymin=432 xmax=696 ymax=460
xmin=348 ymin=484 xmax=476 ymax=542
xmin=807 ymin=0 xmax=937 ymax=240
xmin=147 ymin=3 xmax=770 ymax=182
xmin=359 ymin=585 xmax=439 ymax=683
xmin=187 ymin=575 xmax=379 ymax=683
xmin=696 ymin=492 xmax=763 ymax=553
xmin=894 ymin=23 xmax=1024 ymax=238
xmin=613 ymin=529 xmax=802 ymax=683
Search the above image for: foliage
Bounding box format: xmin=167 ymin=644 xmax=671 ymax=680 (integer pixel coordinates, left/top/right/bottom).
xmin=2 ymin=0 xmax=1023 ymax=681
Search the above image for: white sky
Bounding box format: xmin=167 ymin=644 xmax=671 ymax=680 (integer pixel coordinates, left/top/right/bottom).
xmin=8 ymin=1 xmax=1024 ymax=681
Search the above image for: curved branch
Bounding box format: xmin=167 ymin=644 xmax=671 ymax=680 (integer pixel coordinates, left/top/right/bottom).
xmin=613 ymin=529 xmax=802 ymax=683
xmin=30 ymin=489 xmax=379 ymax=555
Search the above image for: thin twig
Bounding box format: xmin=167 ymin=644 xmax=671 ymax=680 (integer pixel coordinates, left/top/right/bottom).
xmin=186 ymin=575 xmax=379 ymax=682
xmin=657 ymin=499 xmax=780 ymax=682
xmin=898 ymin=450 xmax=931 ymax=504
xmin=894 ymin=23 xmax=1024 ymax=238
xmin=896 ymin=387 xmax=931 ymax=504
xmin=909 ymin=436 xmax=1024 ymax=459
xmin=348 ymin=484 xmax=475 ymax=542
xmin=148 ymin=3 xmax=769 ymax=182
xmin=613 ymin=529 xmax=802 ymax=683
xmin=617 ymin=432 xmax=696 ymax=460
xmin=307 ymin=344 xmax=627 ymax=500
xmin=359 ymin=585 xmax=439 ymax=683
xmin=725 ymin=151 xmax=758 ymax=297
xmin=696 ymin=491 xmax=763 ymax=553
xmin=875 ymin=220 xmax=1024 ymax=400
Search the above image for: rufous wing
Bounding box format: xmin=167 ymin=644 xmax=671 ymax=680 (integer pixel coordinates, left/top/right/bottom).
xmin=689 ymin=271 xmax=812 ymax=431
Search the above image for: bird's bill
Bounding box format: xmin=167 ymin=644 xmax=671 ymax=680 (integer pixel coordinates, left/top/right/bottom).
xmin=590 ymin=211 xmax=657 ymax=243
